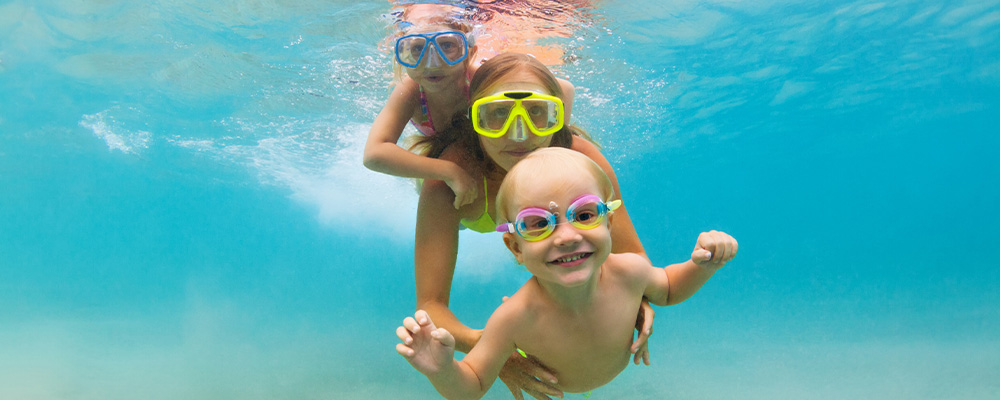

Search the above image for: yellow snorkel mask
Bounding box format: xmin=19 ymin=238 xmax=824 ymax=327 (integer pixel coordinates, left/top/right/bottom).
xmin=471 ymin=91 xmax=565 ymax=140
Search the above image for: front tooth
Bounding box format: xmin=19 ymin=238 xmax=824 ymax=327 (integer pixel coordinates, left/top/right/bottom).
xmin=558 ymin=254 xmax=582 ymax=263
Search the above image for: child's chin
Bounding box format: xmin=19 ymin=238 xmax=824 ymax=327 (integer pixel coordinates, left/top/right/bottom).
xmin=553 ymin=266 xmax=598 ymax=287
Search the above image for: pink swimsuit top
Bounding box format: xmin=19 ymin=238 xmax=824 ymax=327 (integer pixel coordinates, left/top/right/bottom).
xmin=409 ymin=75 xmax=472 ymax=136
xmin=409 ymin=86 xmax=438 ymax=136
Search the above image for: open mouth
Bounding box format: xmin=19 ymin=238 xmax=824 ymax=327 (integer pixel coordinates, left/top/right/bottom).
xmin=548 ymin=252 xmax=592 ymax=267
xmin=424 ymin=75 xmax=444 ymax=83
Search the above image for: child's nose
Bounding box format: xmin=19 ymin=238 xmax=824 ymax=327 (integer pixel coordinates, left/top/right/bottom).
xmin=551 ymin=221 xmax=582 ymax=246
xmin=424 ymin=47 xmax=443 ymax=68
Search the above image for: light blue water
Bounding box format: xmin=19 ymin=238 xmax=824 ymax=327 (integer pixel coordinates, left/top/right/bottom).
xmin=2 ymin=0 xmax=999 ymax=399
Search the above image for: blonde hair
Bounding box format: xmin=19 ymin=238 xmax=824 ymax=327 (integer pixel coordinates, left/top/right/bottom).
xmin=495 ymin=147 xmax=615 ymax=224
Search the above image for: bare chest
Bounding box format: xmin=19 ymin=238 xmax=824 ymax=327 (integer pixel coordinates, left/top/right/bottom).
xmin=515 ymin=293 xmax=643 ymax=393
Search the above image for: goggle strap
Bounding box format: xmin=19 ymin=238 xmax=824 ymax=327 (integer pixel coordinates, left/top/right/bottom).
xmin=496 ymin=223 xmax=515 ymax=234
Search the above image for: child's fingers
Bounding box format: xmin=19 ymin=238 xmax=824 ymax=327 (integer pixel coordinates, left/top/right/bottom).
xmin=454 ymin=189 xmax=475 ymax=209
xmin=632 ymin=350 xmax=649 ymax=365
xmin=431 ymin=328 xmax=456 ymax=348
xmin=692 ymin=248 xmax=713 ymax=264
xmin=517 ymin=354 xmax=558 ymax=385
xmin=396 ymin=343 xmax=415 ymax=358
xmin=396 ymin=326 xmax=413 ymax=345
xmin=402 ymin=316 xmax=420 ymax=333
xmin=641 ymin=348 xmax=650 ymax=366
xmin=414 ymin=309 xmax=434 ymax=328
xmin=631 ymin=300 xmax=654 ymax=353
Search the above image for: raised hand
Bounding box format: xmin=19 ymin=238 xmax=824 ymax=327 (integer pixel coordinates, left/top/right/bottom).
xmin=691 ymin=230 xmax=738 ymax=270
xmin=396 ymin=310 xmax=457 ymax=375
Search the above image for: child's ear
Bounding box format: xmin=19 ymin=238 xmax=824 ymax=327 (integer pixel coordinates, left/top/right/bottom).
xmin=502 ymin=233 xmax=524 ymax=264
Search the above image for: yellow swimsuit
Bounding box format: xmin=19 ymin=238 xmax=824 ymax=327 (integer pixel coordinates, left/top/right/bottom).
xmin=459 ymin=177 xmax=496 ymax=233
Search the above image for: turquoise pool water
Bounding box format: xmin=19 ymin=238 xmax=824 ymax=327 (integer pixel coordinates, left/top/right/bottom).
xmin=1 ymin=0 xmax=998 ymax=399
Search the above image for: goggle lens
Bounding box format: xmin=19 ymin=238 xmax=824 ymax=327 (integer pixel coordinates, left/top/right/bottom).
xmin=567 ymin=200 xmax=603 ymax=229
xmin=476 ymin=99 xmax=516 ymax=133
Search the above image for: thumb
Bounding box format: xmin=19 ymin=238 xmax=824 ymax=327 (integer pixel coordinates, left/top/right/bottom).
xmin=432 ymin=328 xmax=456 ymax=348
xmin=692 ymin=249 xmax=713 ymax=264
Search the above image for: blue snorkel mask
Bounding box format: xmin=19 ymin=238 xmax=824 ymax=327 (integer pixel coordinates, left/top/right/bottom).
xmin=395 ymin=30 xmax=470 ymax=68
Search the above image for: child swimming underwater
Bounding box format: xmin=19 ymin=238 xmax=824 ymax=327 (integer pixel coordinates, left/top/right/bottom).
xmin=364 ymin=4 xmax=579 ymax=209
xmin=396 ymin=147 xmax=738 ymax=399
xmin=363 ymin=4 xmax=481 ymax=208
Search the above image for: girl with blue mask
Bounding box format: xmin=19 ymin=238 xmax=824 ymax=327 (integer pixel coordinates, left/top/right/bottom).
xmin=363 ymin=4 xmax=482 ymax=208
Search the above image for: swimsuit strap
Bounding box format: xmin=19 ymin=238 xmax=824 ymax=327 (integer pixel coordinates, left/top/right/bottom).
xmin=482 ymin=175 xmax=488 ymax=215
xmin=418 ymin=85 xmax=435 ymax=131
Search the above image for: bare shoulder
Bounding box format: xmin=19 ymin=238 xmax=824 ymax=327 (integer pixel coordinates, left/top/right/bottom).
xmin=557 ymin=77 xmax=575 ymax=98
xmin=569 ymin=136 xmax=605 ymax=163
xmin=438 ymin=143 xmax=485 ymax=178
xmin=603 ymin=253 xmax=654 ymax=288
xmin=484 ymin=284 xmax=537 ymax=331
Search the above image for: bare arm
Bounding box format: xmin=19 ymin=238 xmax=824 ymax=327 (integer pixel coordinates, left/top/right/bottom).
xmin=644 ymin=230 xmax=738 ymax=306
xmin=414 ymin=178 xmax=482 ymax=353
xmin=570 ymin=137 xmax=647 ymax=260
xmin=363 ymin=79 xmax=475 ymax=207
xmin=398 ymin=303 xmax=523 ymax=400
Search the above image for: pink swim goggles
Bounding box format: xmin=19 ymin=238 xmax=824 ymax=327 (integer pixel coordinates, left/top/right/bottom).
xmin=496 ymin=194 xmax=621 ymax=242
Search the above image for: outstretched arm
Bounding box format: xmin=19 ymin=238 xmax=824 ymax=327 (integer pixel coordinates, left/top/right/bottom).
xmin=397 ymin=310 xmax=492 ymax=400
xmin=645 ymin=230 xmax=738 ymax=306
xmin=363 ymin=79 xmax=476 ymax=208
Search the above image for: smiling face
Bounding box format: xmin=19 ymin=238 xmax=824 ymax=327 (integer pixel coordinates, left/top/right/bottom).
xmin=476 ymin=68 xmax=556 ymax=171
xmin=501 ymin=167 xmax=613 ymax=288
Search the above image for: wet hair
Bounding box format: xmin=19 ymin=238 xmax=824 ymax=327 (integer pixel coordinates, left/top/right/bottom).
xmin=412 ymin=53 xmax=592 ymax=172
xmin=495 ymin=147 xmax=615 ymax=225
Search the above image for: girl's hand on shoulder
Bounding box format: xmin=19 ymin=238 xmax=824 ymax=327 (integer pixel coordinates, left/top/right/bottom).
xmin=445 ymin=167 xmax=477 ymax=209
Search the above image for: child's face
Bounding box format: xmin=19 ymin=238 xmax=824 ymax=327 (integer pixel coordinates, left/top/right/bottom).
xmin=476 ymin=69 xmax=555 ymax=171
xmin=400 ymin=24 xmax=470 ymax=91
xmin=502 ymin=169 xmax=612 ymax=288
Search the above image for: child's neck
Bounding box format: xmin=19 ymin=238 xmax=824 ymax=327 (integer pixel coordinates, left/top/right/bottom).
xmin=533 ymin=266 xmax=603 ymax=314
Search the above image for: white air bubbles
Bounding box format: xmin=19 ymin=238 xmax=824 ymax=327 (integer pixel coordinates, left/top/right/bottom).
xmin=79 ymin=107 xmax=152 ymax=154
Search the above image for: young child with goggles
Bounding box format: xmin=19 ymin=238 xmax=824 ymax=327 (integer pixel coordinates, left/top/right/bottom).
xmin=396 ymin=147 xmax=739 ymax=399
